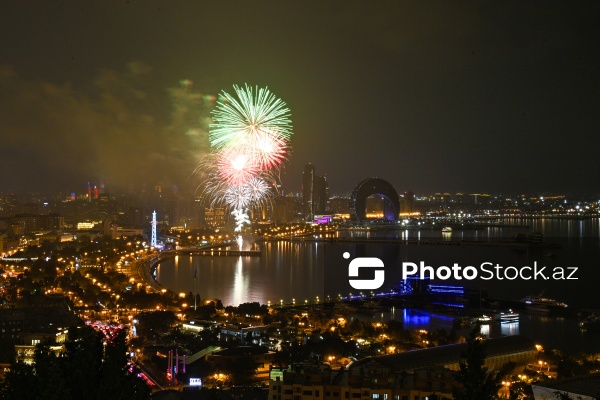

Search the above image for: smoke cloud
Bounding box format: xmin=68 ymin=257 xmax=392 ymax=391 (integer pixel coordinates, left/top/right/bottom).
xmin=0 ymin=62 xmax=213 ymax=194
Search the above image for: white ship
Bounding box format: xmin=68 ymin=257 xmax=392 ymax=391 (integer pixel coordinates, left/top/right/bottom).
xmin=494 ymin=309 xmax=520 ymax=322
xmin=522 ymin=294 xmax=568 ymax=312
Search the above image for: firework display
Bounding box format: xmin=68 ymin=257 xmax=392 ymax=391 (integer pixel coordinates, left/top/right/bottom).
xmin=198 ymin=84 xmax=293 ymax=247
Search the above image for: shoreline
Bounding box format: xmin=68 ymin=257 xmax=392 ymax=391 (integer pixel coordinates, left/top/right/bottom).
xmin=136 ymin=244 xmax=235 ymax=294
xmin=134 ymin=252 xmax=172 ymax=293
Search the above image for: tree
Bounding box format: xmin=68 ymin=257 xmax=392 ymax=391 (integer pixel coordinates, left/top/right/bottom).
xmin=508 ymin=380 xmax=534 ymax=400
xmin=135 ymin=310 xmax=177 ymax=337
xmin=347 ymin=318 xmax=364 ymax=336
xmin=553 ymin=391 xmax=583 ymax=400
xmin=557 ymin=356 xmax=587 ymax=379
xmin=33 ymin=344 xmax=71 ymax=400
xmin=452 ymin=328 xmax=502 ymax=400
xmin=96 ymin=329 xmax=150 ymax=400
xmin=0 ymin=326 xmax=150 ymax=400
xmin=0 ymin=362 xmax=36 ymax=400
xmin=224 ymin=356 xmax=257 ymax=384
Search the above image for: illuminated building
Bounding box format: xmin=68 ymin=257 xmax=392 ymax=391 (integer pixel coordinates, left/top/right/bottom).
xmin=206 ymin=346 xmax=276 ymax=375
xmin=303 ymin=163 xmax=329 ymax=221
xmin=349 ymin=178 xmax=400 ymax=222
xmin=270 ymin=336 xmax=536 ymax=400
xmin=314 ymin=175 xmax=329 ymax=214
xmin=77 ymin=221 xmax=99 ymax=230
xmin=85 ymin=182 xmax=100 ymax=200
xmin=273 ymin=198 xmax=289 ymax=224
xmin=273 ymin=195 xmax=303 ymax=224
xmin=11 ymin=213 xmax=64 ymax=234
xmin=218 ymin=325 xmax=269 ymax=345
xmin=303 ymin=163 xmax=315 ymax=220
xmin=269 ymin=364 xmax=456 ymax=400
xmin=0 ymin=304 xmax=78 ymax=364
xmin=181 ymin=320 xmax=218 ymax=334
xmin=109 ymin=226 xmax=144 ymax=240
xmin=402 ymin=191 xmax=414 ymax=213
xmin=204 ymin=207 xmax=226 ymax=227
xmin=329 ymin=196 xmax=350 ymax=214
xmin=15 ymin=331 xmax=68 ymax=365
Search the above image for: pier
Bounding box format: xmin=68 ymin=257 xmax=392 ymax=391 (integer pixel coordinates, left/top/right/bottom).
xmin=184 ymin=249 xmax=261 ymax=257
xmin=261 ymin=237 xmax=558 ymax=248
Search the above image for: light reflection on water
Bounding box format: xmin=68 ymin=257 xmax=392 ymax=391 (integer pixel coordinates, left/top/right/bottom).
xmin=157 ymin=218 xmax=600 ymax=309
xmin=231 ymin=257 xmax=247 ymax=308
xmin=156 ymin=240 xmax=325 ymax=307
xmin=156 ymin=238 xmax=599 ymax=310
xmin=500 ymin=321 xmax=520 ymax=336
xmin=156 ymin=218 xmax=600 ymax=354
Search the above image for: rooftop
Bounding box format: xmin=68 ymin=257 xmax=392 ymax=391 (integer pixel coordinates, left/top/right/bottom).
xmin=349 ymin=335 xmax=537 ymax=372
xmin=532 ymin=375 xmax=600 ymax=399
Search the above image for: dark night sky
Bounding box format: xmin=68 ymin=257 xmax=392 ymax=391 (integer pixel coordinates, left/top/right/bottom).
xmin=1 ymin=1 xmax=599 ymax=195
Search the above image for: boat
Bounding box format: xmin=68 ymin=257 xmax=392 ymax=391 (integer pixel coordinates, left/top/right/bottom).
xmin=579 ymin=313 xmax=600 ymax=333
xmin=442 ymin=227 xmax=452 ymax=232
xmin=522 ymin=294 xmax=568 ymax=313
xmin=471 ymin=314 xmax=493 ymax=324
xmin=493 ymin=309 xmax=520 ymax=322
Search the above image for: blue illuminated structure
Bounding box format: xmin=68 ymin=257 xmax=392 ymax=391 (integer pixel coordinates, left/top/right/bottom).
xmin=431 ymin=301 xmax=465 ymax=308
xmin=403 ymin=309 xmax=430 ymax=327
xmin=398 ymin=276 xmax=431 ymax=295
xmin=428 ymin=285 xmax=465 ymax=296
xmin=428 ymin=284 xmax=484 ymax=308
xmin=427 ymin=284 xmax=468 ymax=308
xmin=402 ymin=309 xmax=457 ymax=328
xmin=397 ymin=279 xmax=471 ymax=308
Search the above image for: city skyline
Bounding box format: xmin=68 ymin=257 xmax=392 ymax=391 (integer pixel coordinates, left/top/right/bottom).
xmin=1 ymin=2 xmax=599 ymax=195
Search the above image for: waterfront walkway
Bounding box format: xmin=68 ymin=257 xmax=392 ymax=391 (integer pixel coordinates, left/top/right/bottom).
xmin=131 ymin=254 xmax=165 ymax=293
xmin=133 ymin=243 xmax=259 ymax=294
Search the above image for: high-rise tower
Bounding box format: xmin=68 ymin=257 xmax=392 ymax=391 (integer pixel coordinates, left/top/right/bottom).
xmin=302 ymin=164 xmax=315 ymax=220
xmin=151 ymin=211 xmax=157 ymax=248
xmin=302 ymin=163 xmax=329 ymax=221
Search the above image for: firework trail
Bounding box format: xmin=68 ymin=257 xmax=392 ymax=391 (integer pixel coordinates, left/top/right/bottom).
xmin=197 ymin=84 xmax=293 ymax=248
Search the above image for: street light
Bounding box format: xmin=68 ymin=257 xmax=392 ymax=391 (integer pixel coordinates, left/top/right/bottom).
xmin=501 ymin=381 xmax=511 ymax=398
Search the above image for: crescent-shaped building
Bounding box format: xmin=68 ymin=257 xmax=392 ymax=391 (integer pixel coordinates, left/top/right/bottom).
xmin=349 ymin=178 xmax=400 ymax=222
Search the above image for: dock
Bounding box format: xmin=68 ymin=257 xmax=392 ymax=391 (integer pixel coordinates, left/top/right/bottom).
xmin=184 ymin=249 xmax=261 ymax=257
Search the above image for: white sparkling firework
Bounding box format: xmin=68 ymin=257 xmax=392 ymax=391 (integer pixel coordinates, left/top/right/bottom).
xmin=196 ymin=84 xmax=293 ymax=248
